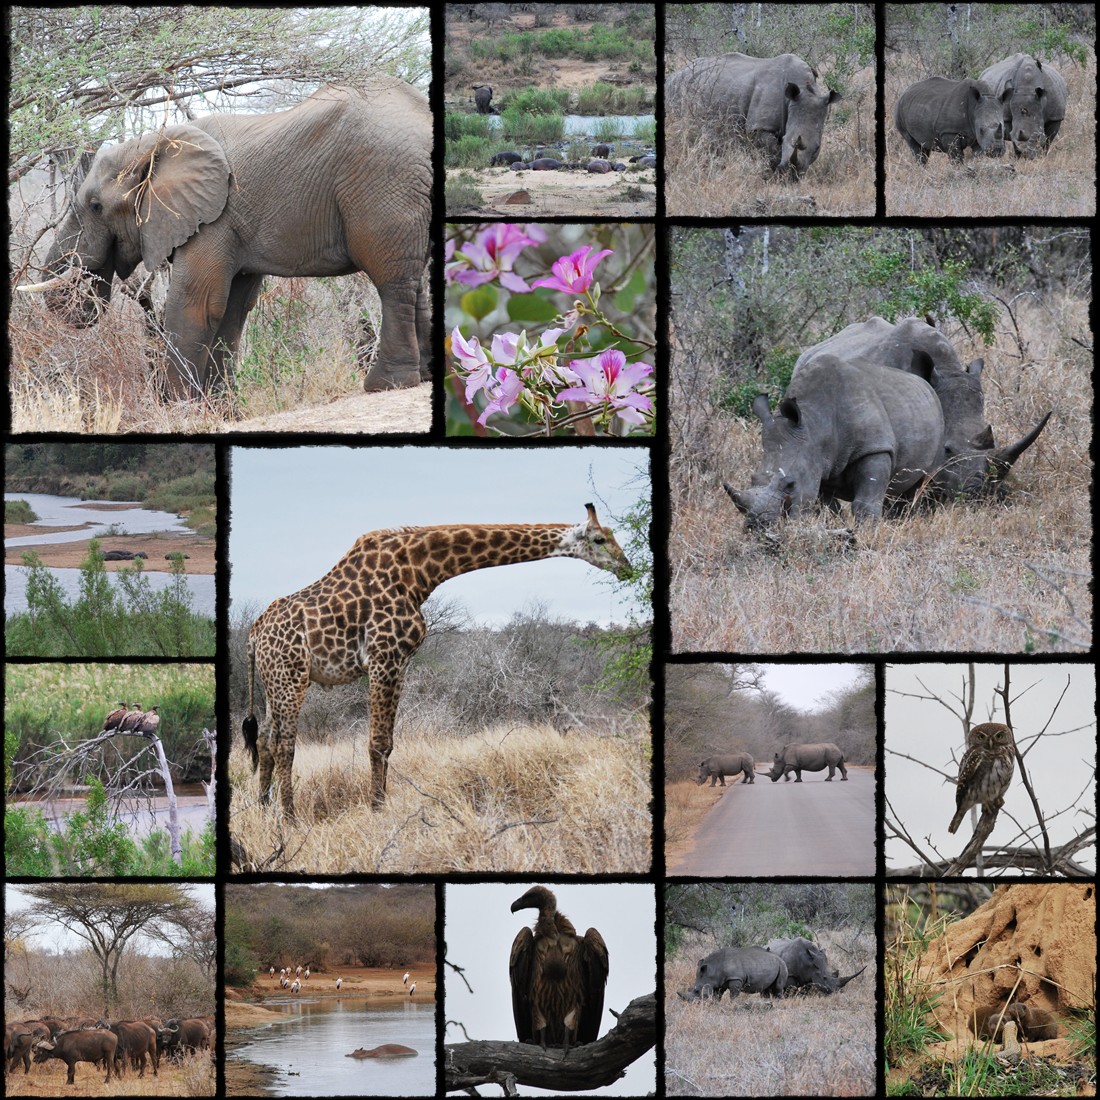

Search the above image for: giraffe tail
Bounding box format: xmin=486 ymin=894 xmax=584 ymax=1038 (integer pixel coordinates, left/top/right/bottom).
xmin=242 ymin=634 xmax=260 ymax=771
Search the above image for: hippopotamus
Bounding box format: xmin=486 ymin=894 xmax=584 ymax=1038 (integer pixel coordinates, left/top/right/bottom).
xmin=587 ymin=159 xmax=612 ymax=173
xmin=346 ymin=1044 xmax=418 ymax=1058
xmin=591 ymin=143 xmax=611 ymax=157
xmin=666 ymin=52 xmax=840 ymax=177
xmin=529 ymin=158 xmax=567 ymax=170
xmin=978 ymin=54 xmax=1068 ymax=157
xmin=630 ymin=154 xmax=657 ymax=167
xmin=490 ymin=150 xmax=524 ymax=166
xmin=612 ymin=162 xmax=627 ymax=170
xmin=509 ymin=161 xmax=532 ymax=171
xmin=895 ymin=77 xmax=1005 ymax=163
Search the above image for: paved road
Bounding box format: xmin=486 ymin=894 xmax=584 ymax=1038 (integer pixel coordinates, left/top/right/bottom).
xmin=670 ymin=767 xmax=876 ymax=876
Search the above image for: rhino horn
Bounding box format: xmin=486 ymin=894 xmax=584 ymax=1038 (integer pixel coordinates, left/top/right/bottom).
xmin=750 ymin=393 xmax=772 ymax=423
xmin=723 ymin=482 xmax=751 ymax=514
xmin=987 ymin=411 xmax=1053 ymax=478
xmin=835 ymin=964 xmax=867 ymax=989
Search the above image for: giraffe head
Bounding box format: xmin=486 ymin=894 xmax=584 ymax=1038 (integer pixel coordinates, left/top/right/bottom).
xmin=557 ymin=504 xmax=633 ymax=579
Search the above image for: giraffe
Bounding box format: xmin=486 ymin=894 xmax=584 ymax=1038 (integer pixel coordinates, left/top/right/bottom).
xmin=241 ymin=503 xmax=632 ymax=818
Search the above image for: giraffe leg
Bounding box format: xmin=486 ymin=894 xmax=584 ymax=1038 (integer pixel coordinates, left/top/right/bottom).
xmin=256 ymin=712 xmax=275 ymax=803
xmin=367 ymin=667 xmax=403 ymax=810
xmin=262 ymin=659 xmax=310 ymax=821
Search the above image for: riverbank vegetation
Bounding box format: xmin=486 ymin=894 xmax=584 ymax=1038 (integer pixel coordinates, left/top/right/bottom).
xmin=6 ymin=541 xmax=214 ymax=657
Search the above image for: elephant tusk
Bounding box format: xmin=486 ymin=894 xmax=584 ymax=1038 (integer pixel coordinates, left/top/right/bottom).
xmin=16 ymin=270 xmax=81 ymax=293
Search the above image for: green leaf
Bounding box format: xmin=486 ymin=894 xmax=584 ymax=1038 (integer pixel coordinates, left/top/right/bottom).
xmin=613 ymin=268 xmax=648 ymax=312
xmin=507 ymin=294 xmax=560 ymax=323
xmin=460 ymin=285 xmax=498 ymax=321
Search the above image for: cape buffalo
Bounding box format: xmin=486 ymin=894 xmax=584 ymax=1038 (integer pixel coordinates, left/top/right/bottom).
xmin=33 ymin=1028 xmax=118 ymax=1085
xmin=101 ymin=1020 xmax=159 ymax=1077
xmin=157 ymin=1017 xmax=211 ymax=1060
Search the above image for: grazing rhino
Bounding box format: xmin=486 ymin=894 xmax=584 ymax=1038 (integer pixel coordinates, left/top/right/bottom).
xmin=768 ymin=742 xmax=847 ymax=782
xmin=973 ymin=1002 xmax=1059 ymax=1042
xmin=666 ymin=52 xmax=840 ymax=177
xmin=794 ymin=316 xmax=1052 ymax=499
xmin=895 ymin=77 xmax=1005 ymax=163
xmin=979 ymin=54 xmax=1067 ymax=157
xmin=697 ymin=752 xmax=755 ymax=786
xmin=678 ymin=947 xmax=788 ymax=1002
xmin=723 ymin=354 xmax=944 ymax=527
xmin=764 ymin=937 xmax=866 ymax=993
xmin=490 ymin=150 xmax=525 ymax=166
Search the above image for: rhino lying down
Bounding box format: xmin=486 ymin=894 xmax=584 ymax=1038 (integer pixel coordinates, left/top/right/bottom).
xmin=764 ymin=937 xmax=866 ymax=993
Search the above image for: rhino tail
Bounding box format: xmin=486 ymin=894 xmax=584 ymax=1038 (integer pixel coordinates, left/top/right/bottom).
xmin=988 ymin=411 xmax=1052 ymax=478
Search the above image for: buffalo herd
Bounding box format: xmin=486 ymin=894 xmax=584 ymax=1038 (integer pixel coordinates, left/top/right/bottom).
xmin=5 ymin=1013 xmax=212 ymax=1085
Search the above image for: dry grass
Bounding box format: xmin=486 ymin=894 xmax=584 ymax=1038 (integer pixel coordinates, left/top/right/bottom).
xmin=665 ymin=930 xmax=876 ymax=1096
xmin=671 ymin=295 xmax=1092 ymax=654
xmin=229 ymin=722 xmax=652 ymax=874
xmin=664 ymin=779 xmax=723 ymax=863
xmin=6 ymin=1053 xmax=214 ymax=1096
xmin=665 ymin=64 xmax=876 ymax=216
xmin=8 ymin=278 xmax=380 ymax=434
xmin=886 ymin=52 xmax=1096 ymax=217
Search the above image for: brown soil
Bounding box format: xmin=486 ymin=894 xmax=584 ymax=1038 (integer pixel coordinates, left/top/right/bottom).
xmin=449 ymin=165 xmax=656 ymax=217
xmin=224 ymin=383 xmax=431 ymax=433
xmin=5 ymin=528 xmax=215 ymax=573
xmin=235 ymin=965 xmax=435 ymax=1006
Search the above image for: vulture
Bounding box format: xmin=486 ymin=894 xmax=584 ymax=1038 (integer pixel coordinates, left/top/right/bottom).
xmin=101 ymin=701 xmax=129 ymax=732
xmin=117 ymin=703 xmax=145 ymax=733
xmin=137 ymin=705 xmax=160 ymax=737
xmin=509 ymin=885 xmax=609 ymax=1054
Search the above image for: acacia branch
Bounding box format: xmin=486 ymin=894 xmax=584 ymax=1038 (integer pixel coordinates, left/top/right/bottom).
xmin=444 ymin=992 xmax=655 ymax=1093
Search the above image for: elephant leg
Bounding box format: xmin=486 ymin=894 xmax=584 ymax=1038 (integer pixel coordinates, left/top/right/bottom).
xmin=416 ymin=268 xmax=432 ymax=383
xmin=209 ymin=272 xmax=265 ymax=395
xmin=363 ymin=276 xmax=423 ymax=391
xmin=161 ymin=259 xmax=238 ymax=399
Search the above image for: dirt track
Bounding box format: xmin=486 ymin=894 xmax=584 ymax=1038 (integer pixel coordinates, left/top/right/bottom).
xmin=224 ymin=382 xmax=431 ymax=433
xmin=448 ymin=165 xmax=657 ymax=217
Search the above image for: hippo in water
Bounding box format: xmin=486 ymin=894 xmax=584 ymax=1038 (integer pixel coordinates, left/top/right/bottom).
xmin=587 ymin=159 xmax=613 ymax=173
xmin=347 ymin=1044 xmax=418 ymax=1058
xmin=490 ymin=150 xmax=524 ymax=166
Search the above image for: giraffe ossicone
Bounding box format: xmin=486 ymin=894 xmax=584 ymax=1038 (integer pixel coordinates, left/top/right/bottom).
xmin=241 ymin=503 xmax=632 ymax=819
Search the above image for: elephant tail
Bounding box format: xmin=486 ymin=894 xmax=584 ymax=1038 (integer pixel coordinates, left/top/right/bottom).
xmin=242 ymin=632 xmax=259 ymax=771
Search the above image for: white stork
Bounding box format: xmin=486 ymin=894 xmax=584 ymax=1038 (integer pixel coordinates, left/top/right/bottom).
xmin=291 ymin=978 xmax=301 ymax=993
xmin=403 ymin=971 xmax=410 ymax=986
xmin=409 ymin=982 xmax=416 ymax=997
xmin=335 ymin=977 xmax=342 ymax=991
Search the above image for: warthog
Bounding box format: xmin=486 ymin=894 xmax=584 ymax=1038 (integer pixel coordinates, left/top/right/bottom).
xmin=678 ymin=947 xmax=788 ymax=1002
xmin=769 ymin=742 xmax=847 ymax=782
xmin=697 ymin=752 xmax=755 ymax=786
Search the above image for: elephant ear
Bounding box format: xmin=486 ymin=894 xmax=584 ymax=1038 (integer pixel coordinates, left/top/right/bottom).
xmin=116 ymin=124 xmax=230 ymax=269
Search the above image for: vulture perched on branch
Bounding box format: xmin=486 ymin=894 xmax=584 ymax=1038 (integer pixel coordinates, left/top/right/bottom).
xmin=117 ymin=703 xmax=145 ymax=732
xmin=101 ymin=701 xmax=129 ymax=732
xmin=509 ymin=885 xmax=609 ymax=1054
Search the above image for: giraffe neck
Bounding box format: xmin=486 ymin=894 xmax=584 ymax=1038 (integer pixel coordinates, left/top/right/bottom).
xmin=346 ymin=523 xmax=582 ymax=604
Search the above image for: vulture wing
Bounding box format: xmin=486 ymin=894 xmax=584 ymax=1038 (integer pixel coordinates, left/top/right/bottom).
xmin=578 ymin=927 xmax=609 ymax=1043
xmin=509 ymin=926 xmax=535 ymax=1043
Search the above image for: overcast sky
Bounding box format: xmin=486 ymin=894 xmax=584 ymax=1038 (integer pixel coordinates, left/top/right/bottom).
xmin=884 ymin=663 xmax=1095 ymax=873
xmin=6 ymin=884 xmax=215 ymax=955
xmin=445 ymin=883 xmax=656 ymax=1097
xmin=757 ymin=663 xmax=869 ymax=710
xmin=229 ymin=447 xmax=648 ymax=627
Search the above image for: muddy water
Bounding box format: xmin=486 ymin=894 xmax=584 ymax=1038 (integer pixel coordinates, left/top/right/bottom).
xmin=11 ymin=788 xmax=212 ymax=838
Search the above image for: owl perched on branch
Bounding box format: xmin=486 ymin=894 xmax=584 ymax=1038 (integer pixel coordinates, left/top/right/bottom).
xmin=948 ymin=722 xmax=1016 ymax=834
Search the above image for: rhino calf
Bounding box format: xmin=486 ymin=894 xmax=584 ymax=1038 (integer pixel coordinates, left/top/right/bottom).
xmin=979 ymin=54 xmax=1067 ymax=158
xmin=678 ymin=947 xmax=787 ymax=1002
xmin=697 ymin=752 xmax=755 ymax=786
xmin=769 ymin=742 xmax=847 ymax=782
xmin=895 ymin=77 xmax=1005 ymax=163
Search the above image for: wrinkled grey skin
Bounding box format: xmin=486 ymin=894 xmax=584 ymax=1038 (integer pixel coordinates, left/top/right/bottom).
xmin=474 ymin=84 xmax=493 ymax=114
xmin=19 ymin=83 xmax=431 ymax=401
xmin=895 ymin=77 xmax=1005 ymax=163
xmin=979 ymin=54 xmax=1067 ymax=157
xmin=764 ymin=937 xmax=867 ymax=993
xmin=490 ymin=150 xmax=524 ymax=166
xmin=666 ymin=52 xmax=840 ymax=177
xmin=678 ymin=947 xmax=788 ymax=1002
xmin=724 ymin=356 xmax=944 ymax=527
xmin=795 ymin=317 xmax=1052 ymax=499
xmin=768 ymin=742 xmax=847 ymax=782
xmin=697 ymin=752 xmax=755 ymax=786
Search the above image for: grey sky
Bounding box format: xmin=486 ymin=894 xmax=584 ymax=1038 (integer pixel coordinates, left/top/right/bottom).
xmin=445 ymin=883 xmax=656 ymax=1097
xmin=884 ymin=663 xmax=1096 ymax=873
xmin=229 ymin=447 xmax=648 ymax=626
xmin=758 ymin=663 xmax=869 ymax=710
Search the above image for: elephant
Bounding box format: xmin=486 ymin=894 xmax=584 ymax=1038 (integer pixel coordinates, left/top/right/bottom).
xmin=723 ymin=354 xmax=945 ymax=527
xmin=18 ymin=82 xmax=431 ymax=402
xmin=666 ymin=52 xmax=840 ymax=177
xmin=764 ymin=937 xmax=866 ymax=993
xmin=697 ymin=752 xmax=755 ymax=785
xmin=793 ymin=317 xmax=1052 ymax=500
xmin=473 ymin=84 xmax=494 ymax=114
xmin=979 ymin=54 xmax=1068 ymax=157
xmin=490 ymin=150 xmax=525 ymax=166
xmin=768 ymin=742 xmax=847 ymax=782
xmin=973 ymin=1002 xmax=1059 ymax=1042
xmin=677 ymin=947 xmax=788 ymax=1002
xmin=895 ymin=77 xmax=1005 ymax=163
xmin=346 ymin=1044 xmax=418 ymax=1058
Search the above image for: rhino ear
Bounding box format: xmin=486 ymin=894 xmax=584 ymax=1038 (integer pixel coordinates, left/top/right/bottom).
xmin=785 ymin=81 xmax=801 ymax=102
xmin=777 ymin=395 xmax=801 ymax=425
xmin=972 ymin=424 xmax=995 ymax=449
xmin=908 ymin=349 xmax=936 ymax=384
xmin=966 ymin=357 xmax=984 ymax=376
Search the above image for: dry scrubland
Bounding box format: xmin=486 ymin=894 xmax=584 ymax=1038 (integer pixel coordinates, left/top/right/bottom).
xmin=886 ymin=52 xmax=1096 ymax=217
xmin=8 ymin=278 xmax=399 ymax=434
xmin=664 ymin=779 xmax=724 ymax=864
xmin=5 ymin=1052 xmax=214 ymax=1096
xmin=665 ymin=64 xmax=875 ymax=217
xmin=665 ymin=930 xmax=876 ymax=1096
xmin=229 ymin=723 xmax=651 ymax=874
xmin=671 ymin=295 xmax=1092 ymax=654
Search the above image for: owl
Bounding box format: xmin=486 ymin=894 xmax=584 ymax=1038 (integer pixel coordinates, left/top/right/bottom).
xmin=948 ymin=722 xmax=1016 ymax=834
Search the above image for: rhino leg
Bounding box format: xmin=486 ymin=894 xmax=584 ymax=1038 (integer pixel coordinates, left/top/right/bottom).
xmin=749 ymin=129 xmax=781 ymax=172
xmin=825 ymin=764 xmax=835 ymax=780
xmin=901 ymin=133 xmax=929 ymax=164
xmin=839 ymin=760 xmax=848 ymax=780
xmin=848 ymin=452 xmax=894 ymax=521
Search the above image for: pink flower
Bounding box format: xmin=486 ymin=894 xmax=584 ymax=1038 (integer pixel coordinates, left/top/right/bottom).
xmin=478 ymin=368 xmax=525 ymax=425
xmin=532 ymin=245 xmax=613 ymax=295
xmin=447 ymin=223 xmax=547 ymax=292
xmin=450 ymin=326 xmax=493 ymax=403
xmin=556 ymin=348 xmax=654 ymax=426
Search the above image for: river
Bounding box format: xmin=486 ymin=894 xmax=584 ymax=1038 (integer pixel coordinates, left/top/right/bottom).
xmin=231 ymin=999 xmax=435 ymax=1097
xmin=10 ymin=788 xmax=213 ymax=839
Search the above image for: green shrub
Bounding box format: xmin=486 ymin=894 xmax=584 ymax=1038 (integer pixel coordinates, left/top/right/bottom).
xmin=5 ymin=499 xmax=38 ymax=523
